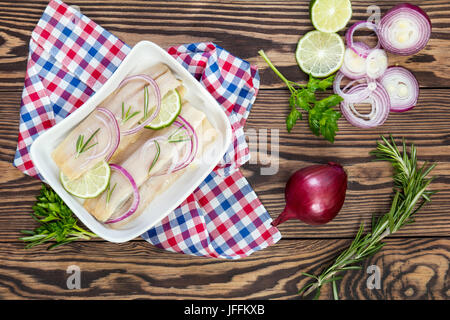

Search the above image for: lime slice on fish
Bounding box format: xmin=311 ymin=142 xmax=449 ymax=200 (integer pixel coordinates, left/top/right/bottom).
xmin=310 ymin=0 xmax=352 ymax=33
xmin=145 ymin=89 xmax=182 ymax=130
xmin=60 ymin=160 xmax=110 ymax=199
xmin=295 ymin=30 xmax=345 ymax=78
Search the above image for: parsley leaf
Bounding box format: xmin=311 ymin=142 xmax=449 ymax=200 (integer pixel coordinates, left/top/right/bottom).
xmin=287 ymin=107 xmax=302 ymax=132
xmin=20 ymin=184 xmax=97 ymax=250
xmin=259 ymin=50 xmax=343 ymax=143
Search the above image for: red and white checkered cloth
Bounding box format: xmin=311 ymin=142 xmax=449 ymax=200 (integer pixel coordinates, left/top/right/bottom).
xmin=14 ymin=0 xmax=281 ymax=259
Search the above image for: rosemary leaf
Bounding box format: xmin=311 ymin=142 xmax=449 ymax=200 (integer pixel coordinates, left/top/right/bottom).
xmin=148 ymin=140 xmax=160 ymax=174
xmin=121 ymin=103 xmax=141 ymax=124
xmin=75 ymin=128 xmax=100 ymax=158
xmin=144 ymin=86 xmax=149 ymax=119
xmin=105 ymin=183 xmax=117 ymax=204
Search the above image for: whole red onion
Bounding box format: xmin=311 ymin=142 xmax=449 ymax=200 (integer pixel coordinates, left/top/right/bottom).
xmin=272 ymin=162 xmax=347 ymax=226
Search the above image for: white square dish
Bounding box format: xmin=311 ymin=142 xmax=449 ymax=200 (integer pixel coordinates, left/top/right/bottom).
xmin=30 ymin=40 xmax=232 ymax=243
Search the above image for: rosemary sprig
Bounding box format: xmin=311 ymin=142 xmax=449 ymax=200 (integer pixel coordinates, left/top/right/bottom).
xmin=105 ymin=182 xmax=117 ymax=204
xmin=143 ymin=85 xmax=149 ymax=119
xmin=299 ymin=135 xmax=437 ymax=300
xmin=121 ymin=102 xmax=141 ymax=124
xmin=75 ymin=128 xmax=100 ymax=158
xmin=167 ymin=124 xmax=191 ymax=143
xmin=148 ymin=140 xmax=160 ymax=174
xmin=20 ymin=184 xmax=98 ymax=250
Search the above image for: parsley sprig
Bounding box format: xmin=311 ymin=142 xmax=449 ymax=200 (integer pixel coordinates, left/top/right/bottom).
xmin=258 ymin=50 xmax=343 ymax=142
xmin=299 ymin=136 xmax=437 ymax=299
xmin=20 ymin=184 xmax=97 ymax=250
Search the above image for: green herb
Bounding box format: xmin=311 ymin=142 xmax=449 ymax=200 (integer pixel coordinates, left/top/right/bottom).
xmin=143 ymin=86 xmax=149 ymax=119
xmin=75 ymin=128 xmax=100 ymax=158
xmin=258 ymin=50 xmax=343 ymax=143
xmin=167 ymin=125 xmax=191 ymax=143
xmin=148 ymin=140 xmax=160 ymax=174
xmin=20 ymin=184 xmax=97 ymax=250
xmin=105 ymin=182 xmax=117 ymax=204
xmin=299 ymin=136 xmax=437 ymax=299
xmin=121 ymin=102 xmax=141 ymax=124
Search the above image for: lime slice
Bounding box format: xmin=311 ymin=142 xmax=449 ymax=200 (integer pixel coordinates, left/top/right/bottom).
xmin=145 ymin=89 xmax=182 ymax=130
xmin=295 ymin=30 xmax=345 ymax=78
xmin=60 ymin=160 xmax=110 ymax=199
xmin=310 ymin=0 xmax=352 ymax=33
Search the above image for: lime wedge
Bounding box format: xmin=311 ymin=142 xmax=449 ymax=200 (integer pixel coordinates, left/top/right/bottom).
xmin=295 ymin=30 xmax=345 ymax=78
xmin=60 ymin=160 xmax=110 ymax=199
xmin=310 ymin=0 xmax=352 ymax=33
xmin=145 ymin=89 xmax=182 ymax=130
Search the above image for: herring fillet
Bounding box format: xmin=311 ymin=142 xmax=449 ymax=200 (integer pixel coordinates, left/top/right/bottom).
xmin=109 ymin=108 xmax=219 ymax=228
xmin=84 ymin=102 xmax=210 ymax=222
xmin=110 ymin=84 xmax=187 ymax=163
xmin=52 ymin=63 xmax=180 ymax=181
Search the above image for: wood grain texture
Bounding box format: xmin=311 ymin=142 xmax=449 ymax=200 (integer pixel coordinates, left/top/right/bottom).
xmin=0 ymin=0 xmax=449 ymax=90
xmin=0 ymin=238 xmax=448 ymax=299
xmin=0 ymin=89 xmax=449 ymax=240
xmin=0 ymin=0 xmax=449 ymax=300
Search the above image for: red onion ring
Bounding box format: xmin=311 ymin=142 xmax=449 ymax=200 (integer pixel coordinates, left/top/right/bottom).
xmin=83 ymin=108 xmax=120 ymax=163
xmin=164 ymin=121 xmax=190 ymax=174
xmin=104 ymin=164 xmax=140 ymax=224
xmin=118 ymin=75 xmax=162 ymax=136
xmin=345 ymin=21 xmax=380 ymax=58
xmin=138 ymin=118 xmax=197 ymax=176
xmin=171 ymin=116 xmax=198 ymax=172
xmin=333 ymin=72 xmax=377 ymax=104
xmin=97 ymin=107 xmax=120 ymax=161
xmin=378 ymin=3 xmax=431 ymax=56
xmin=365 ymin=49 xmax=388 ymax=79
xmin=340 ymin=42 xmax=370 ymax=79
xmin=380 ymin=66 xmax=419 ymax=112
xmin=138 ymin=135 xmax=171 ymax=175
xmin=340 ymin=82 xmax=391 ymax=128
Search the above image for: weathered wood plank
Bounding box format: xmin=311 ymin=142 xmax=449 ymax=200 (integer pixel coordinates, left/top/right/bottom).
xmin=0 ymin=238 xmax=448 ymax=299
xmin=0 ymin=0 xmax=448 ymax=90
xmin=0 ymin=88 xmax=449 ymax=239
xmin=245 ymin=88 xmax=450 ymax=237
xmin=0 ymin=0 xmax=449 ymax=301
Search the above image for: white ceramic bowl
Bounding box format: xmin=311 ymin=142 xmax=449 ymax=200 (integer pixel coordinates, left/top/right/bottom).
xmin=30 ymin=41 xmax=232 ymax=243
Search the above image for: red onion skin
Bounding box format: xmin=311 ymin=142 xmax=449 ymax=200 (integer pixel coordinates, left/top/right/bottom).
xmin=390 ymin=3 xmax=431 ymax=27
xmin=272 ymin=163 xmax=347 ymax=226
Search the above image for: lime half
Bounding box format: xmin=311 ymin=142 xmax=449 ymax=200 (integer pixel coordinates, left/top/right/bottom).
xmin=145 ymin=89 xmax=182 ymax=130
xmin=310 ymin=0 xmax=352 ymax=33
xmin=295 ymin=30 xmax=345 ymax=78
xmin=60 ymin=160 xmax=110 ymax=199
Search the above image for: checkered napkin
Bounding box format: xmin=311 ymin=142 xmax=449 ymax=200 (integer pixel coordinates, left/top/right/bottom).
xmin=14 ymin=0 xmax=281 ymax=259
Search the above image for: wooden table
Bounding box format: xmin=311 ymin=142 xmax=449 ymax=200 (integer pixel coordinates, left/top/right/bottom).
xmin=0 ymin=0 xmax=449 ymax=300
